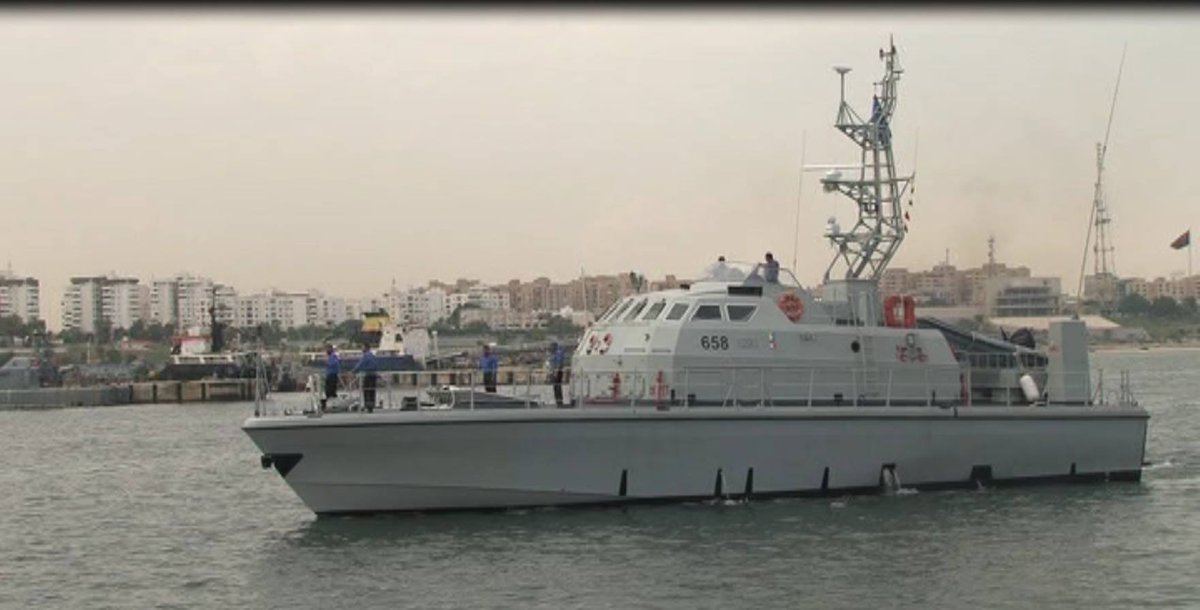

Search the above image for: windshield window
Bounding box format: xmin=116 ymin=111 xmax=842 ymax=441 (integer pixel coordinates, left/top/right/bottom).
xmin=642 ymin=300 xmax=667 ymax=321
xmin=597 ymin=300 xmax=620 ymax=322
xmin=605 ymin=298 xmax=633 ymax=322
xmin=623 ymin=299 xmax=648 ymax=321
xmin=692 ymin=305 xmax=723 ymax=321
xmin=665 ymin=303 xmax=690 ymax=321
xmin=726 ymin=305 xmax=757 ymax=322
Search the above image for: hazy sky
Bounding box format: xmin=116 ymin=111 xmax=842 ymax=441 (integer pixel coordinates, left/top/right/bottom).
xmin=3 ymin=9 xmax=1198 ymax=326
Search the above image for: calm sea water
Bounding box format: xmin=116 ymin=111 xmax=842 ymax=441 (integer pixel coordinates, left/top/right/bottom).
xmin=1 ymin=350 xmax=1196 ymax=609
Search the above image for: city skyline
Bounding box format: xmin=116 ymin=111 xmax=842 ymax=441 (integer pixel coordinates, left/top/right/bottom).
xmin=4 ymin=11 xmax=1200 ymax=328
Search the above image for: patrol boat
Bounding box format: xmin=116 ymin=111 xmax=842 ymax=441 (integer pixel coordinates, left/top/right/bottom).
xmin=243 ymin=42 xmax=1148 ymax=515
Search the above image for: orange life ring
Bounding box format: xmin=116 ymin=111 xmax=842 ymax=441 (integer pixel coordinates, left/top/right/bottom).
xmin=884 ymin=295 xmax=903 ymax=327
xmin=902 ymin=295 xmax=916 ymax=329
xmin=777 ymin=292 xmax=805 ymax=322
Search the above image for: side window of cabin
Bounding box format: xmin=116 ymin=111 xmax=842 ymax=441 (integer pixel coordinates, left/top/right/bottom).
xmin=691 ymin=304 xmax=723 ymax=321
xmin=623 ymin=299 xmax=648 ymax=321
xmin=664 ymin=303 xmax=690 ymax=321
xmin=642 ymin=300 xmax=667 ymax=321
xmin=726 ymin=305 xmax=757 ymax=322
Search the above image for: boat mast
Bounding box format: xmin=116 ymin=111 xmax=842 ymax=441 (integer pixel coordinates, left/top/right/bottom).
xmin=821 ymin=38 xmax=912 ymax=282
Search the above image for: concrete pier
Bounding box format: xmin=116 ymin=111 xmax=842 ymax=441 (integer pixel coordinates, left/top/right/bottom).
xmin=0 ymin=379 xmax=256 ymax=411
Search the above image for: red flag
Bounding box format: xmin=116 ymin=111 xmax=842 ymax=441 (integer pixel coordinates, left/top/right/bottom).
xmin=1170 ymin=230 xmax=1190 ymax=250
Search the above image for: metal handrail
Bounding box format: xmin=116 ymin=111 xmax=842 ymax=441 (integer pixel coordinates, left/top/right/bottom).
xmin=250 ymin=363 xmax=1135 ymax=417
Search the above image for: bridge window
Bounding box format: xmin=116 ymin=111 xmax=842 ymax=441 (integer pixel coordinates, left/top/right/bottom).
xmin=726 ymin=305 xmax=757 ymax=322
xmin=606 ymin=298 xmax=633 ymax=322
xmin=598 ymin=300 xmax=621 ymax=321
xmin=624 ymin=299 xmax=648 ymax=321
xmin=692 ymin=305 xmax=723 ymax=321
xmin=665 ymin=303 xmax=690 ymax=321
xmin=642 ymin=300 xmax=667 ymax=321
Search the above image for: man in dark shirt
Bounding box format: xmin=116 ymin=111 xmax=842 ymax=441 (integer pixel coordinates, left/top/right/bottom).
xmin=549 ymin=341 xmax=567 ymax=407
xmin=764 ymin=252 xmax=780 ymax=283
xmin=321 ymin=344 xmax=339 ymax=411
xmin=353 ymin=344 xmax=379 ymax=413
xmin=480 ymin=345 xmax=499 ymax=393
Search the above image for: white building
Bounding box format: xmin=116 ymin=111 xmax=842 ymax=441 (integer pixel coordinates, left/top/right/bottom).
xmin=445 ymin=286 xmax=511 ymax=317
xmin=152 ymin=274 xmax=236 ymax=331
xmin=310 ymin=292 xmax=355 ymax=327
xmin=149 ymin=279 xmax=178 ymax=327
xmin=385 ymin=287 xmax=449 ymax=327
xmin=0 ymin=269 xmax=40 ymax=324
xmin=61 ymin=275 xmax=142 ymax=334
xmin=234 ymin=290 xmax=346 ymax=330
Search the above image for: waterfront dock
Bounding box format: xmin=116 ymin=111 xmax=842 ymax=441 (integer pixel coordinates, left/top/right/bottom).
xmin=0 ymin=379 xmax=258 ymax=410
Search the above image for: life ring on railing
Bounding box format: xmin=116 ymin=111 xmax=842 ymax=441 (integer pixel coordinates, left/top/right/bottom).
xmin=884 ymin=295 xmax=903 ymax=327
xmin=902 ymin=295 xmax=916 ymax=329
xmin=777 ymin=292 xmax=805 ymax=322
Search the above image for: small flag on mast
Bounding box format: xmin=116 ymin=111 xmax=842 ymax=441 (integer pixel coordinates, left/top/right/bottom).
xmin=1170 ymin=230 xmax=1190 ymax=250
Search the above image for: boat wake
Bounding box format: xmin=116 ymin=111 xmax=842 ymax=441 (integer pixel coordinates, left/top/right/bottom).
xmin=1143 ymin=459 xmax=1179 ymax=471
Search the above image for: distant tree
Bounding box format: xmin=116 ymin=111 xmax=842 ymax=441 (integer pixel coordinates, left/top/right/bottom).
xmin=0 ymin=315 xmax=45 ymax=341
xmin=460 ymin=321 xmax=490 ymax=335
xmin=334 ymin=319 xmax=361 ymax=340
xmin=544 ymin=315 xmax=583 ymax=337
xmin=1149 ymin=296 xmax=1180 ymax=318
xmin=1182 ymin=296 xmax=1199 ymax=317
xmin=58 ymin=328 xmax=87 ymax=344
xmin=1117 ymin=293 xmax=1151 ymax=315
xmin=93 ymin=319 xmax=114 ymax=344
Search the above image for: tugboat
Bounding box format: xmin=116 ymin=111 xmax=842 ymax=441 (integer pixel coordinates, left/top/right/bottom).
xmin=243 ymin=41 xmax=1148 ymax=516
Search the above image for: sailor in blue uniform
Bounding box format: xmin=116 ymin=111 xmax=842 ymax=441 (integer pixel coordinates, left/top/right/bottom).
xmin=321 ymin=344 xmax=340 ymax=411
xmin=549 ymin=341 xmax=567 ymax=407
xmin=480 ymin=345 xmax=499 ymax=393
xmin=353 ymin=345 xmax=379 ymax=412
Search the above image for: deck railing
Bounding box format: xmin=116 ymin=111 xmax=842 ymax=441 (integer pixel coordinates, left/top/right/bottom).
xmin=250 ymin=363 xmax=1136 ymax=417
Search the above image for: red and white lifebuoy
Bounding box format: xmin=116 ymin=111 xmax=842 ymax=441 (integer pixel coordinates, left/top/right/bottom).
xmin=885 ymin=295 xmax=917 ymax=328
xmin=777 ymin=292 xmax=805 ymax=323
xmin=597 ymin=333 xmax=614 ymax=354
xmin=884 ymin=295 xmax=903 ymax=327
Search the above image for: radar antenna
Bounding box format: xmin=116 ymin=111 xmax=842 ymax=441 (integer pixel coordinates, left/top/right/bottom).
xmin=1075 ymin=44 xmax=1126 ymax=310
xmin=820 ymin=38 xmax=912 ymax=282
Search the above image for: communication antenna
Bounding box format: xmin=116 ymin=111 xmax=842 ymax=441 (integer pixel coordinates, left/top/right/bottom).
xmin=791 ymin=131 xmax=808 ymax=273
xmin=1075 ymin=44 xmax=1127 ymax=308
xmin=819 ymin=38 xmax=912 ymax=281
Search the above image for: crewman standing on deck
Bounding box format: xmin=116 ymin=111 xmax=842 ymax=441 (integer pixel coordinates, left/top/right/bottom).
xmin=549 ymin=341 xmax=567 ymax=407
xmin=321 ymin=344 xmax=340 ymax=411
xmin=764 ymin=252 xmax=780 ymax=283
xmin=353 ymin=344 xmax=379 ymax=413
xmin=480 ymin=344 xmax=499 ymax=393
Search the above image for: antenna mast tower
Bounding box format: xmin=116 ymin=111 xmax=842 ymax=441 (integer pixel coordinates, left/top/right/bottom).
xmin=1092 ymin=142 xmax=1116 ymax=279
xmin=1076 ymin=45 xmax=1126 ymax=308
xmin=821 ymin=39 xmax=912 ymax=282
